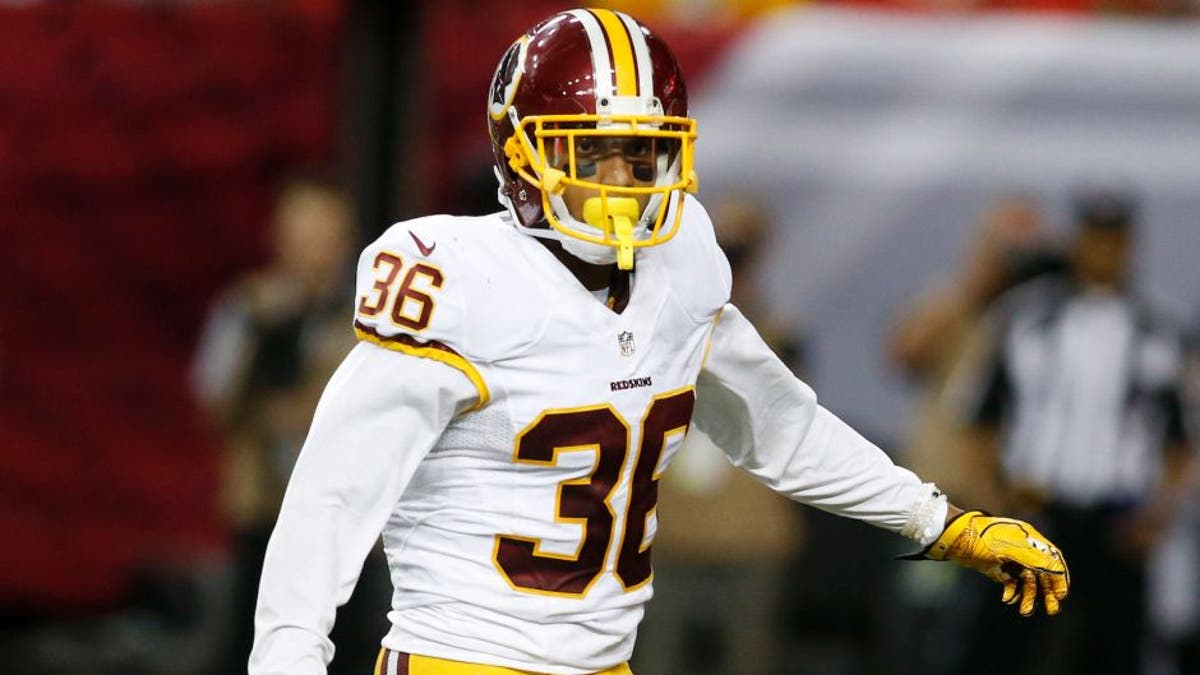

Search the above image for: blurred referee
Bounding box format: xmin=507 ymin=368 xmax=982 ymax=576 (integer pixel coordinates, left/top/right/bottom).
xmin=964 ymin=188 xmax=1195 ymax=675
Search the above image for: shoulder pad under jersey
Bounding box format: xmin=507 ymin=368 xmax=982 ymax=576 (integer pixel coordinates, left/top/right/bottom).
xmin=354 ymin=212 xmax=544 ymax=347
xmin=353 ymin=213 xmax=544 ymax=408
xmin=653 ymin=195 xmax=732 ymax=322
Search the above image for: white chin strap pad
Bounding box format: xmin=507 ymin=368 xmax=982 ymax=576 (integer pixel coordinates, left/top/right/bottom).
xmin=514 ymin=214 xmax=620 ymax=266
xmin=561 ymin=237 xmax=619 ymax=266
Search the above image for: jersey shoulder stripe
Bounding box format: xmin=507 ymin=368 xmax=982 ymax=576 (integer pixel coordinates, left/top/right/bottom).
xmin=353 ymin=320 xmax=490 ymax=411
xmin=354 ymin=214 xmax=495 ymax=408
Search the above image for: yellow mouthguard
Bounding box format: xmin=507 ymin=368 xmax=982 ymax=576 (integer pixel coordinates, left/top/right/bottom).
xmin=582 ymin=197 xmax=640 ymax=270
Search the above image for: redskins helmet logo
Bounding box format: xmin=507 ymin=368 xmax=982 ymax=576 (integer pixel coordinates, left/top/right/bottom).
xmin=489 ymin=36 xmax=528 ymax=122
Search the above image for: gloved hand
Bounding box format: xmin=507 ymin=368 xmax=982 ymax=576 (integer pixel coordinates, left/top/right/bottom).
xmin=916 ymin=510 xmax=1070 ymax=616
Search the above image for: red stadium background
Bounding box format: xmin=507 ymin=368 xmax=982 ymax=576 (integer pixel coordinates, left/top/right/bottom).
xmin=0 ymin=1 xmax=342 ymax=610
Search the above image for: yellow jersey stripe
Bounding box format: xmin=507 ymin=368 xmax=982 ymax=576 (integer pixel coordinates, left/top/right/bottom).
xmin=354 ymin=325 xmax=491 ymax=411
xmin=700 ymin=306 xmax=726 ymax=369
xmin=591 ymin=9 xmax=637 ymax=96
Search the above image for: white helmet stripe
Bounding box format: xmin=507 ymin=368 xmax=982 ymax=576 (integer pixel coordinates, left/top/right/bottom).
xmin=567 ymin=9 xmax=615 ymax=100
xmin=616 ymin=11 xmax=654 ymax=98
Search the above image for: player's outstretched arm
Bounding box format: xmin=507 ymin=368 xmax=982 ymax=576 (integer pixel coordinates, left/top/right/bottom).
xmin=695 ymin=304 xmax=1070 ymax=617
xmin=906 ymin=507 xmax=1070 ymax=617
xmin=693 ymin=304 xmax=949 ymax=543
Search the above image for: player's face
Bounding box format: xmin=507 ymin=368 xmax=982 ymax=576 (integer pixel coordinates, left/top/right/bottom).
xmin=549 ymin=135 xmax=658 ymax=221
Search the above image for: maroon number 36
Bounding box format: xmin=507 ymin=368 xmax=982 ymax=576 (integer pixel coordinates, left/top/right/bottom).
xmin=494 ymin=388 xmax=695 ymax=597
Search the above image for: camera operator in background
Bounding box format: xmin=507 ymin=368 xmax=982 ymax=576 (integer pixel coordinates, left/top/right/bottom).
xmin=890 ymin=194 xmax=1060 ymax=509
xmin=192 ymin=177 xmax=388 ymax=674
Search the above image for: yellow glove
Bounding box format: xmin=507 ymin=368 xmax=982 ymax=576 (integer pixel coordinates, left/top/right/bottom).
xmin=922 ymin=510 xmax=1070 ymax=616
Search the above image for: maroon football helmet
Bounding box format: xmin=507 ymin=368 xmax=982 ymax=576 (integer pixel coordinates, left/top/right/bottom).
xmin=487 ymin=9 xmax=698 ymax=269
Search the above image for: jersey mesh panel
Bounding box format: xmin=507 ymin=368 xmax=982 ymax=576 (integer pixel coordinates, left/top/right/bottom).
xmin=438 ymin=404 xmax=515 ymax=454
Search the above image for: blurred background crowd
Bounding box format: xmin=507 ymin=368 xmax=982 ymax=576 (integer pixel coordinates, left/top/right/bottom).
xmin=2 ymin=0 xmax=1199 ymax=674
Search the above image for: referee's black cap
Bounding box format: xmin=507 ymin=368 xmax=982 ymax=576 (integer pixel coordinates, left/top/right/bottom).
xmin=1072 ymin=187 xmax=1138 ymax=232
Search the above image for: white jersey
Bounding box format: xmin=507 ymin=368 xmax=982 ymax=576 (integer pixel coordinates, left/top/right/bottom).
xmin=250 ymin=196 xmax=947 ymax=675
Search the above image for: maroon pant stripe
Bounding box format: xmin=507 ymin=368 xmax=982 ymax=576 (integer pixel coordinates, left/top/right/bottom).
xmin=380 ymin=649 xmax=410 ymax=675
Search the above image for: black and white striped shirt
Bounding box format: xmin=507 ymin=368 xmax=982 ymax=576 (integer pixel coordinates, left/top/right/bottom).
xmin=973 ymin=275 xmax=1189 ymax=507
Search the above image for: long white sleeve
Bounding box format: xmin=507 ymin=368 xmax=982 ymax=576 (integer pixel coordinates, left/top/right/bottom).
xmin=248 ymin=341 xmax=479 ymax=675
xmin=694 ymin=305 xmax=946 ymax=542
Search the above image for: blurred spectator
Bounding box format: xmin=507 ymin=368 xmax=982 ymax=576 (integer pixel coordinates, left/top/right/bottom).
xmin=631 ymin=195 xmax=805 ymax=675
xmin=889 ymin=194 xmax=1060 ymax=509
xmin=192 ymin=176 xmax=387 ymax=674
xmin=883 ymin=195 xmax=1061 ymax=674
xmin=962 ymin=188 xmax=1195 ymax=675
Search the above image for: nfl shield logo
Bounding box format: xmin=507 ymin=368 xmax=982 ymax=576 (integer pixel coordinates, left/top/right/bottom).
xmin=618 ymin=331 xmax=636 ymax=357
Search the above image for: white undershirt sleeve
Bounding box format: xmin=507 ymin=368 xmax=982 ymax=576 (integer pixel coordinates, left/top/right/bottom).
xmin=248 ymin=341 xmax=479 ymax=675
xmin=694 ymin=304 xmax=947 ymax=544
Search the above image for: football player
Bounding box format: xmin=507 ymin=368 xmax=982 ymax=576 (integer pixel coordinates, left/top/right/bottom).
xmin=249 ymin=9 xmax=1069 ymax=675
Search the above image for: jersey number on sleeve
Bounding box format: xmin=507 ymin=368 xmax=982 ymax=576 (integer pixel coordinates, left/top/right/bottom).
xmin=357 ymin=251 xmax=444 ymax=332
xmin=493 ymin=388 xmax=695 ymax=597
